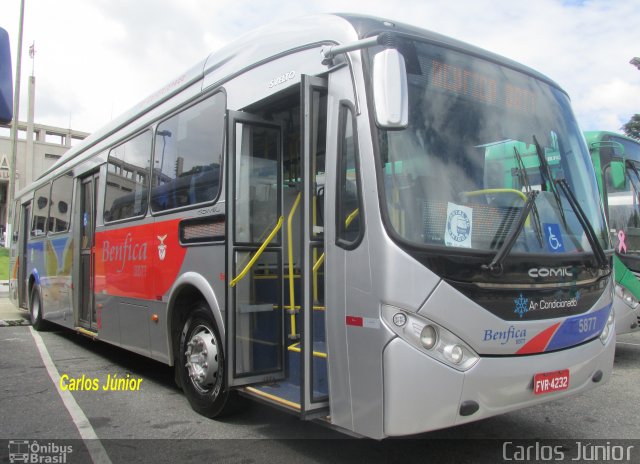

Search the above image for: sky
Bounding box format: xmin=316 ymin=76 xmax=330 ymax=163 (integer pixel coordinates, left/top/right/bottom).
xmin=2 ymin=0 xmax=640 ymax=135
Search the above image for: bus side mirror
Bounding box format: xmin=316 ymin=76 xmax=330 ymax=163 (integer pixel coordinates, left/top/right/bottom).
xmin=609 ymin=161 xmax=625 ymax=190
xmin=0 ymin=27 xmax=13 ymax=126
xmin=372 ymin=48 xmax=408 ymax=129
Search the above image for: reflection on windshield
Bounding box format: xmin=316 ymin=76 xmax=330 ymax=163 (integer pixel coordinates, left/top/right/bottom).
xmin=375 ymin=39 xmax=608 ymax=254
xmin=606 ymin=164 xmax=640 ymax=255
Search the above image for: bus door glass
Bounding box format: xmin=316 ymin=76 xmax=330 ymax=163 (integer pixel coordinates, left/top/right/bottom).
xmin=227 ymin=111 xmax=286 ymax=386
xmin=79 ymin=173 xmax=99 ymax=329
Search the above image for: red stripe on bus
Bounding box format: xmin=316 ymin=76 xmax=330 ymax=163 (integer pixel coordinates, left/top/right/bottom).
xmin=94 ymin=219 xmax=186 ymax=300
xmin=516 ymin=322 xmax=561 ymax=355
xmin=346 ymin=316 xmax=363 ymax=327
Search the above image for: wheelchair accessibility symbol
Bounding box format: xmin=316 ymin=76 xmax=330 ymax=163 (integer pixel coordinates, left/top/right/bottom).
xmin=543 ymin=223 xmax=565 ymax=252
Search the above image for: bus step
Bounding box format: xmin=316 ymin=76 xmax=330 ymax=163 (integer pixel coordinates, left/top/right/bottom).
xmin=75 ymin=327 xmax=98 ymax=339
xmin=243 ymin=384 xmax=301 ymax=411
xmin=286 ymin=341 xmax=329 ymax=396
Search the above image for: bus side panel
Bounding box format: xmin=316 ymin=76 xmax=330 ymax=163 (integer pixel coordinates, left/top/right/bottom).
xmin=42 ymin=235 xmax=74 ymax=327
xmin=159 ymin=243 xmax=227 ymax=366
xmin=150 ymin=217 xmax=225 ymax=365
xmin=95 ymin=220 xmax=158 ymax=357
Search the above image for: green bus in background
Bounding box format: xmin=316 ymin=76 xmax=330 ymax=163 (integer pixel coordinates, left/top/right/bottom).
xmin=585 ymin=130 xmax=640 ymax=334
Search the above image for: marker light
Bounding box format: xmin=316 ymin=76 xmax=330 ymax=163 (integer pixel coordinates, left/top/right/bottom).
xmin=381 ymin=304 xmax=479 ymax=371
xmin=615 ymin=284 xmax=640 ymax=309
xmin=393 ymin=313 xmax=407 ymax=327
xmin=420 ymin=325 xmax=437 ymax=349
xmin=600 ymin=307 xmax=615 ymax=345
xmin=444 ymin=344 xmax=464 ymax=364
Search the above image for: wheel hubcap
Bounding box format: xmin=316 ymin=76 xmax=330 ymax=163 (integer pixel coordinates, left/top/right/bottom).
xmin=185 ymin=325 xmax=219 ymax=392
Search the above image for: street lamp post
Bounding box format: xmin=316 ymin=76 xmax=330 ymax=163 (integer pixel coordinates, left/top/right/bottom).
xmin=156 ymin=130 xmax=171 ymax=181
xmin=7 ymin=0 xmax=26 ymax=246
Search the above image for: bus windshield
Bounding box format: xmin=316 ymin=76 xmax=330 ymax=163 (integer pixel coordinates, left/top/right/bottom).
xmin=373 ymin=39 xmax=608 ymax=255
xmin=602 ymin=135 xmax=640 ymax=257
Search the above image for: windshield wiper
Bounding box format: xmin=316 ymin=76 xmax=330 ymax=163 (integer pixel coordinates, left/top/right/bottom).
xmin=532 ymin=135 xmax=567 ymax=228
xmin=482 ymin=190 xmax=539 ymax=274
xmin=513 ymin=146 xmax=543 ymax=247
xmin=555 ymin=178 xmax=609 ymax=270
xmin=625 ymin=160 xmax=640 ymax=194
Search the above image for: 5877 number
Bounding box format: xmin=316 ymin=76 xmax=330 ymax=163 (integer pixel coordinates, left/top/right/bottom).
xmin=578 ymin=316 xmax=597 ymax=333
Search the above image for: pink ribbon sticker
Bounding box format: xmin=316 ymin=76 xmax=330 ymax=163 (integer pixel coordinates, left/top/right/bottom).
xmin=618 ymin=230 xmax=627 ymax=253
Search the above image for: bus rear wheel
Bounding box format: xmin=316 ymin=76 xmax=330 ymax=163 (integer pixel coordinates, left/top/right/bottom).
xmin=29 ymin=285 xmax=47 ymax=331
xmin=178 ymin=303 xmax=230 ymax=418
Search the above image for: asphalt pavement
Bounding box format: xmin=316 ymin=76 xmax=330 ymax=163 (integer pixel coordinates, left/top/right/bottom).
xmin=0 ymin=294 xmax=638 ymax=464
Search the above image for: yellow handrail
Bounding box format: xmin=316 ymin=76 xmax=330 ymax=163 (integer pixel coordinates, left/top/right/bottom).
xmin=461 ymin=189 xmax=530 ymax=226
xmin=229 ymin=216 xmax=284 ymax=288
xmin=345 ymin=208 xmax=360 ymax=228
xmin=287 ymin=193 xmax=302 ymax=338
xmin=312 ymin=208 xmax=360 ymax=273
xmin=462 ymin=188 xmax=527 ymax=202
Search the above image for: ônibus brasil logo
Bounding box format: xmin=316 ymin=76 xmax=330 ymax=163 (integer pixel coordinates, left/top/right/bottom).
xmin=8 ymin=440 xmax=73 ymax=463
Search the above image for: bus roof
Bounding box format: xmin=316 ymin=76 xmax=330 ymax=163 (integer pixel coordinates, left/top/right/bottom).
xmin=584 ymin=130 xmax=640 ymax=146
xmin=27 ymin=13 xmax=564 ymax=196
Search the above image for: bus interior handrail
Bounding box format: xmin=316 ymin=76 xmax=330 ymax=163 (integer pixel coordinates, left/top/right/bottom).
xmin=229 ymin=216 xmax=284 ymax=288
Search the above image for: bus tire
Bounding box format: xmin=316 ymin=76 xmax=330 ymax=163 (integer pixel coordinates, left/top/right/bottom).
xmin=29 ymin=285 xmax=47 ymax=331
xmin=178 ymin=303 xmax=230 ymax=418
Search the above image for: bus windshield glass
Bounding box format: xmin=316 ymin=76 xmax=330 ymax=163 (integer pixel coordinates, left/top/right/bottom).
xmin=373 ymin=39 xmax=608 ymax=255
xmin=602 ymin=135 xmax=640 ymax=257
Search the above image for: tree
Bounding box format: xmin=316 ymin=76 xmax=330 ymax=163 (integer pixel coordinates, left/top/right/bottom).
xmin=622 ymin=114 xmax=640 ymax=139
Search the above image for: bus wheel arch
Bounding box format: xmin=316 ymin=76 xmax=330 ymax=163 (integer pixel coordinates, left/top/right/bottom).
xmin=167 ymin=278 xmax=224 ymax=367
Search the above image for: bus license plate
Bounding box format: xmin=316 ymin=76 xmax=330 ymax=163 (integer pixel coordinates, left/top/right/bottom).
xmin=533 ymin=369 xmax=570 ymax=395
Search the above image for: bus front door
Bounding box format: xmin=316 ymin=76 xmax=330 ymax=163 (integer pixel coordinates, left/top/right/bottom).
xmin=227 ymin=112 xmax=286 ymax=387
xmin=226 ymin=77 xmax=328 ymax=415
xmin=300 ymin=75 xmax=329 ymax=415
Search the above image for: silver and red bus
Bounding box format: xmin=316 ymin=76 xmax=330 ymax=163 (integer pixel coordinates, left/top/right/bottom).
xmin=10 ymin=14 xmax=615 ymax=438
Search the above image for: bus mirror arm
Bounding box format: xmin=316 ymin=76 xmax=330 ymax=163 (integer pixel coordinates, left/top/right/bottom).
xmin=321 ymin=32 xmax=398 ymax=64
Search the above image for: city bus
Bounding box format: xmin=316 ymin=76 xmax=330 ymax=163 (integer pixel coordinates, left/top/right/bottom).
xmin=585 ymin=130 xmax=640 ymax=334
xmin=9 ymin=14 xmax=616 ymax=439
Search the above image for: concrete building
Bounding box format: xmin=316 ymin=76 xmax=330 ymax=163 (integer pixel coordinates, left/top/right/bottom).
xmin=0 ymin=121 xmax=89 ymax=228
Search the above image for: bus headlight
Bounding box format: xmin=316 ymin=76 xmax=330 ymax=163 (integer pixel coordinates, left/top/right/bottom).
xmin=600 ymin=307 xmax=615 ymax=345
xmin=614 ymin=284 xmax=639 ymax=309
xmin=420 ymin=325 xmax=438 ymax=349
xmin=381 ymin=305 xmax=479 ymax=371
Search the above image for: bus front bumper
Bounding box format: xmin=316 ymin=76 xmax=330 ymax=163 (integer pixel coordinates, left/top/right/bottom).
xmin=382 ymin=332 xmax=615 ymax=437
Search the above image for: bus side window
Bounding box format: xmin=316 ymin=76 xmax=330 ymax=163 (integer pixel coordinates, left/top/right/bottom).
xmin=150 ymin=92 xmax=225 ymax=213
xmin=336 ymin=103 xmax=364 ymax=248
xmin=32 ymin=184 xmax=51 ymax=237
xmin=104 ymin=131 xmax=152 ymax=222
xmin=49 ymin=171 xmax=73 ymax=233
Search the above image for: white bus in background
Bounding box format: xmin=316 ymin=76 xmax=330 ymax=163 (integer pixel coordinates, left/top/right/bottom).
xmin=11 ymin=14 xmax=615 ymax=438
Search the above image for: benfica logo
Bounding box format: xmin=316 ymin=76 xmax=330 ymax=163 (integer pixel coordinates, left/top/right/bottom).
xmin=157 ymin=235 xmax=167 ymax=261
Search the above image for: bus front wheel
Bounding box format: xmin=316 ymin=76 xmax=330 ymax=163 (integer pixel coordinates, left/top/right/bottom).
xmin=178 ymin=303 xmax=230 ymax=418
